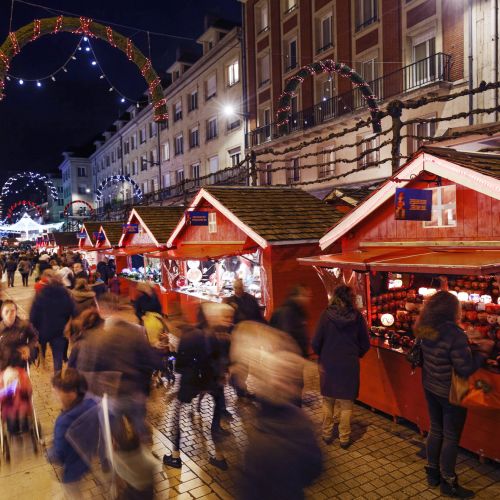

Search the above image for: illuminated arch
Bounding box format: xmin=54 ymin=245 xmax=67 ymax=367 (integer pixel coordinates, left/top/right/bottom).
xmin=63 ymin=199 xmax=95 ymax=217
xmin=96 ymin=174 xmax=142 ymax=201
xmin=6 ymin=200 xmax=43 ymax=220
xmin=0 ymin=16 xmax=167 ymax=122
xmin=276 ymin=59 xmax=382 ymax=133
xmin=1 ymin=171 xmax=59 ymax=200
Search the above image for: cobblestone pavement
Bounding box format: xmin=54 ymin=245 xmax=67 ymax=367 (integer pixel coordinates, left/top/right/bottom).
xmin=2 ymin=278 xmax=500 ymax=499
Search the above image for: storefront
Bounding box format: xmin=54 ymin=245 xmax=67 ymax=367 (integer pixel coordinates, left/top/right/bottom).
xmin=164 ymin=186 xmax=342 ymax=328
xmin=300 ymin=147 xmax=500 ymax=460
xmin=78 ymin=221 xmax=104 ymax=269
xmin=52 ymin=232 xmax=79 ymax=255
xmin=117 ymin=206 xmax=185 ymax=306
xmin=95 ymin=221 xmax=127 ymax=273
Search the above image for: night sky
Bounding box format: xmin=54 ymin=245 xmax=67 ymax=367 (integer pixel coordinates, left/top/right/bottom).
xmin=0 ymin=0 xmax=241 ymax=187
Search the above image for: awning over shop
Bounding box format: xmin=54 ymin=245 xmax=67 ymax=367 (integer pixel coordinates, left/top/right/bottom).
xmin=147 ymin=243 xmax=257 ymax=260
xmin=299 ymin=248 xmax=500 ymax=275
xmin=103 ymin=245 xmax=162 ymax=256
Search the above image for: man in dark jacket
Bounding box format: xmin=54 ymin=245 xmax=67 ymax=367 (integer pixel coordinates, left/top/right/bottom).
xmin=30 ymin=277 xmax=76 ymax=372
xmin=5 ymin=256 xmax=17 ymax=287
xmin=312 ymin=285 xmax=370 ymax=448
xmin=270 ymin=285 xmax=312 ymax=406
xmin=225 ymin=279 xmax=265 ymax=325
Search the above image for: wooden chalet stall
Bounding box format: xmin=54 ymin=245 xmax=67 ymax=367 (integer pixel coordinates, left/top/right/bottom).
xmin=78 ymin=221 xmax=104 ymax=270
xmin=300 ymin=147 xmax=500 ymax=460
xmin=95 ymin=222 xmax=127 ymax=273
xmin=118 ymin=206 xmax=185 ymax=307
xmin=52 ymin=232 xmax=79 ymax=255
xmin=164 ymin=186 xmax=342 ymax=331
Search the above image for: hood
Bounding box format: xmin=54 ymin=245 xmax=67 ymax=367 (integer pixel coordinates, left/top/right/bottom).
xmin=325 ymin=304 xmax=359 ymax=327
xmin=413 ymin=321 xmax=455 ymax=342
xmin=71 ymin=290 xmax=96 ymax=302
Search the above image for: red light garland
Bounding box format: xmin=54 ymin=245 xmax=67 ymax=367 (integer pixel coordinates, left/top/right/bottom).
xmin=32 ymin=19 xmax=41 ymax=41
xmin=53 ymin=15 xmax=63 ymax=34
xmin=126 ymin=38 xmax=133 ymax=60
xmin=8 ymin=33 xmax=19 ymax=55
xmin=106 ymin=26 xmax=116 ymax=47
xmin=141 ymin=58 xmax=152 ymax=77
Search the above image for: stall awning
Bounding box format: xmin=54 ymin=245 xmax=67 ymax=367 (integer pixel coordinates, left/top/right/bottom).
xmin=299 ymin=247 xmax=500 ymax=275
xmin=147 ymin=243 xmax=257 ymax=260
xmin=103 ymin=245 xmax=162 ymax=256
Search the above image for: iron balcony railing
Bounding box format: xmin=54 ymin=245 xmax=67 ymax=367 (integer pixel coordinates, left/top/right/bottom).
xmin=247 ymin=53 xmax=451 ymax=147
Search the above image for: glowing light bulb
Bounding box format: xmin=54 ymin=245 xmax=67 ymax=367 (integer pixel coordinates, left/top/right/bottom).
xmin=83 ymin=37 xmax=88 ymax=42
xmin=85 ymin=47 xmax=90 ymax=52
xmin=36 ymin=81 xmax=41 ymax=87
xmin=91 ymin=61 xmax=97 ymax=66
xmin=19 ymin=79 xmax=24 ymax=85
xmin=120 ymin=98 xmax=125 ymax=103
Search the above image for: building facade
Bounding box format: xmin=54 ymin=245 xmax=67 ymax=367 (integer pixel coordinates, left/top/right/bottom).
xmin=91 ymin=20 xmax=246 ymax=209
xmin=243 ymin=0 xmax=499 ymax=194
xmin=58 ymin=152 xmax=94 ymax=212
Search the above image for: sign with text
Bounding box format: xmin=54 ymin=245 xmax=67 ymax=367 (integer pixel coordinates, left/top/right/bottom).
xmin=122 ymin=223 xmax=139 ymax=234
xmin=76 ymin=232 xmax=87 ymax=239
xmin=93 ymin=231 xmax=106 ymax=241
xmin=394 ymin=188 xmax=432 ymax=221
xmin=188 ymin=211 xmax=209 ymax=226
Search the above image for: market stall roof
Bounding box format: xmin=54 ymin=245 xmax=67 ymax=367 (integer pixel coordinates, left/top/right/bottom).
xmin=167 ymin=186 xmax=343 ymax=249
xmin=99 ymin=222 xmax=124 ymax=247
xmin=319 ymin=147 xmax=500 ymax=250
xmin=119 ymin=206 xmax=185 ymax=247
xmin=147 ymin=242 xmax=257 ymax=260
xmin=80 ymin=221 xmax=104 ymax=246
xmin=52 ymin=232 xmax=79 ymax=248
xmin=299 ymin=247 xmax=500 ymax=275
xmin=323 ymin=180 xmax=384 ymax=208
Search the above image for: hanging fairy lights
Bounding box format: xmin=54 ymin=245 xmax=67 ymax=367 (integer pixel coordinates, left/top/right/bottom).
xmin=1 ymin=171 xmax=59 ymax=200
xmin=6 ymin=200 xmax=43 ymax=220
xmin=95 ymin=174 xmax=143 ymax=201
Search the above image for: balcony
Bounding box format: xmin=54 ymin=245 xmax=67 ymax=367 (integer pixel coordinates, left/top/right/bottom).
xmin=247 ymin=53 xmax=451 ymax=147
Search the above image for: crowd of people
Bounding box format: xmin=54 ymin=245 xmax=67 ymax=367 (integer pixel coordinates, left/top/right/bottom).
xmin=0 ymin=247 xmax=495 ymax=499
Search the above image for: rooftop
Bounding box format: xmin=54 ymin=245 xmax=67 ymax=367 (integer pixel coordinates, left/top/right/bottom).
xmin=133 ymin=206 xmax=185 ymax=244
xmin=100 ymin=221 xmax=124 ymax=246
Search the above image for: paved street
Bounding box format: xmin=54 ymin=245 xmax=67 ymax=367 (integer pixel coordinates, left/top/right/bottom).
xmin=2 ymin=277 xmax=500 ymax=499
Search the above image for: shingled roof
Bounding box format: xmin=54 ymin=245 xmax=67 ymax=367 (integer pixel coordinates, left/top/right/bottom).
xmin=53 ymin=232 xmax=79 ymax=248
xmin=421 ymin=146 xmax=500 ymax=180
xmin=323 ymin=181 xmax=384 ymax=207
xmin=203 ymin=186 xmax=343 ymax=242
xmin=100 ymin=222 xmax=124 ymax=246
xmin=133 ymin=206 xmax=185 ymax=245
xmin=81 ymin=221 xmax=103 ymax=245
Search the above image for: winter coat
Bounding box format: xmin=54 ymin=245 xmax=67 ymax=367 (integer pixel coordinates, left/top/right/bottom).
xmin=415 ymin=321 xmax=486 ymax=399
xmin=96 ymin=261 xmax=109 ymax=283
xmin=0 ymin=318 xmax=39 ymax=370
xmin=238 ymin=402 xmax=322 ymax=500
xmin=29 ymin=283 xmax=76 ymax=343
xmin=17 ymin=260 xmax=30 ymax=274
xmin=270 ymin=299 xmax=309 ymax=358
xmin=312 ymin=305 xmax=370 ymax=400
xmin=48 ymin=397 xmax=97 ymax=483
xmin=225 ymin=292 xmax=265 ymax=325
xmin=75 ymin=317 xmax=163 ymax=397
xmin=5 ymin=260 xmax=17 ymax=273
xmin=134 ymin=292 xmax=162 ymax=321
xmin=71 ymin=289 xmax=97 ymax=316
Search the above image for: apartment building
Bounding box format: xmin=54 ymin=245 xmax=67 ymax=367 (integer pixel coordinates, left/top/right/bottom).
xmin=58 ymin=151 xmax=94 ymax=210
xmin=91 ymin=19 xmax=245 ymax=208
xmin=244 ymin=0 xmax=499 ymax=193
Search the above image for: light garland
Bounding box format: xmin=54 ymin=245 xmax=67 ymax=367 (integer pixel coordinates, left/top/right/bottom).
xmin=276 ymin=59 xmax=382 ymax=133
xmin=6 ymin=200 xmax=43 ymax=220
xmin=0 ymin=16 xmax=168 ymax=122
xmin=62 ymin=199 xmax=95 ymax=217
xmin=1 ymin=171 xmax=59 ymax=201
xmin=95 ymin=175 xmax=143 ymax=201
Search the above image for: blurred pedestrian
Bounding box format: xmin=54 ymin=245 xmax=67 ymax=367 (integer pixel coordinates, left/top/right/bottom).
xmin=415 ymin=291 xmax=492 ymax=498
xmin=57 ymin=262 xmax=75 ymax=289
xmin=73 ymin=262 xmax=88 ymax=281
xmin=225 ymin=278 xmax=265 ymax=324
xmin=312 ymin=285 xmax=370 ymax=448
xmin=71 ymin=278 xmax=97 ymax=317
xmin=96 ymin=260 xmax=109 ymax=284
xmin=17 ymin=256 xmax=31 ymax=287
xmin=5 ymin=255 xmax=17 ymax=287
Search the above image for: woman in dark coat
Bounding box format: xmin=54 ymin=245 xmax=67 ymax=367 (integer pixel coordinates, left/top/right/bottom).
xmin=312 ymin=285 xmax=370 ymax=448
xmin=415 ymin=291 xmax=491 ymax=498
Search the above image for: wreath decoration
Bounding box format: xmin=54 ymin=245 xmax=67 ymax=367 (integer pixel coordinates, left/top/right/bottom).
xmin=1 ymin=171 xmax=59 ymax=200
xmin=276 ymin=59 xmax=382 ymax=133
xmin=6 ymin=200 xmax=43 ymax=220
xmin=96 ymin=174 xmax=142 ymax=201
xmin=0 ymin=16 xmax=168 ymax=122
xmin=63 ymin=199 xmax=95 ymax=217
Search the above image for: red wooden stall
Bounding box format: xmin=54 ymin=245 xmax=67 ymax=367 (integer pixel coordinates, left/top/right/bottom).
xmin=163 ymin=186 xmax=342 ymax=335
xmin=300 ymin=147 xmax=500 ymax=460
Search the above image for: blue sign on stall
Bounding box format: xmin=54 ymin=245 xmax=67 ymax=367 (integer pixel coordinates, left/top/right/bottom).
xmin=76 ymin=232 xmax=87 ymax=239
xmin=394 ymin=188 xmax=432 ymax=221
xmin=93 ymin=231 xmax=106 ymax=241
xmin=188 ymin=211 xmax=209 ymax=226
xmin=122 ymin=223 xmax=139 ymax=234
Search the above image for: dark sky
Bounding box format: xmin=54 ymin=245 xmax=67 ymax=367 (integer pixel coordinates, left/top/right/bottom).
xmin=0 ymin=0 xmax=241 ymax=186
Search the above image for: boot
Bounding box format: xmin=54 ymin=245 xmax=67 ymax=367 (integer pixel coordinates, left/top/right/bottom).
xmin=440 ymin=475 xmax=475 ymax=499
xmin=424 ymin=466 xmax=440 ymax=487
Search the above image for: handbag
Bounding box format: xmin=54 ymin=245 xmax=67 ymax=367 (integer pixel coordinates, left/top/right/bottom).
xmin=406 ymin=339 xmax=423 ymax=371
xmin=449 ymin=369 xmax=470 ymax=406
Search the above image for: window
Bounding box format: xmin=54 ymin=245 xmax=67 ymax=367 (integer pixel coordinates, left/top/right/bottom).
xmin=190 ymin=127 xmax=200 ymax=148
xmin=259 ymin=107 xmax=272 ymax=141
xmin=282 ymin=0 xmax=297 ymax=15
xmin=160 ymin=119 xmax=168 ymax=131
xmin=208 ymin=156 xmax=219 ymax=174
xmin=148 ymin=122 xmax=156 ymax=138
xmin=316 ymin=14 xmax=333 ymax=53
xmin=355 ymin=0 xmax=378 ymax=31
xmin=259 ymin=164 xmax=273 ymax=186
xmin=174 ymin=101 xmax=182 ymax=122
xmin=175 ymin=168 xmax=185 ymax=184
xmin=191 ymin=163 xmax=201 ymax=186
xmin=227 ymin=60 xmax=240 ymax=86
xmin=124 ymin=140 xmax=130 ymax=155
xmin=284 ymin=38 xmax=298 ymax=72
xmin=77 ymin=167 xmax=86 ymax=177
xmin=141 ymin=155 xmax=148 ymax=171
xmin=163 ymin=173 xmax=170 ymax=188
xmin=139 ymin=127 xmax=146 ymax=144
xmin=111 ymin=151 xmax=115 ymax=163
xmin=356 ymin=57 xmax=379 ymax=106
xmin=206 ymin=117 xmax=218 ymax=141
xmin=318 ymin=148 xmax=336 ymax=178
xmin=125 ymin=163 xmax=130 ymax=175
xmin=150 ymin=179 xmax=155 ymax=193
xmin=208 ymin=212 xmax=217 ymax=233
xmin=407 ymin=117 xmax=436 ymax=155
xmin=357 ymin=134 xmax=380 ymax=168
xmin=150 ymin=149 xmax=157 ymax=165
xmin=206 ymin=74 xmax=217 ymax=100
xmin=175 ymin=134 xmax=184 ymax=155
xmin=58 ymin=199 xmax=64 ymax=207
xmin=258 ymin=53 xmax=270 ymax=87
xmin=77 ymin=185 xmax=87 ymax=195
xmin=162 ymin=142 xmax=170 ymax=161
xmin=256 ymin=2 xmax=269 ymax=34
xmin=117 ymin=147 xmax=122 ymax=159
xmin=227 ymin=115 xmax=241 ymax=131
xmin=132 ymin=159 xmax=138 ymax=175
xmin=142 ymin=182 xmax=148 ymax=195
xmin=188 ymin=90 xmax=198 ymax=112
xmin=106 ymin=156 xmax=110 ymax=167
xmin=229 ymin=147 xmax=241 ymax=167
xmin=131 ymin=134 xmax=137 ymax=150
xmin=411 ymin=34 xmax=436 ymax=87
xmin=423 ymin=185 xmax=457 ymax=228
xmin=286 ymin=158 xmax=300 ymax=184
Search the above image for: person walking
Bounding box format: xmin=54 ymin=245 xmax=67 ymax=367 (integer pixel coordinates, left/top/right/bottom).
xmin=5 ymin=255 xmax=17 ymax=288
xmin=71 ymin=279 xmax=97 ymax=317
xmin=18 ymin=257 xmax=31 ymax=287
xmin=30 ymin=275 xmax=76 ymax=372
xmin=225 ymin=278 xmax=265 ymax=324
xmin=415 ymin=291 xmax=492 ymax=498
xmin=312 ymin=285 xmax=370 ymax=449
